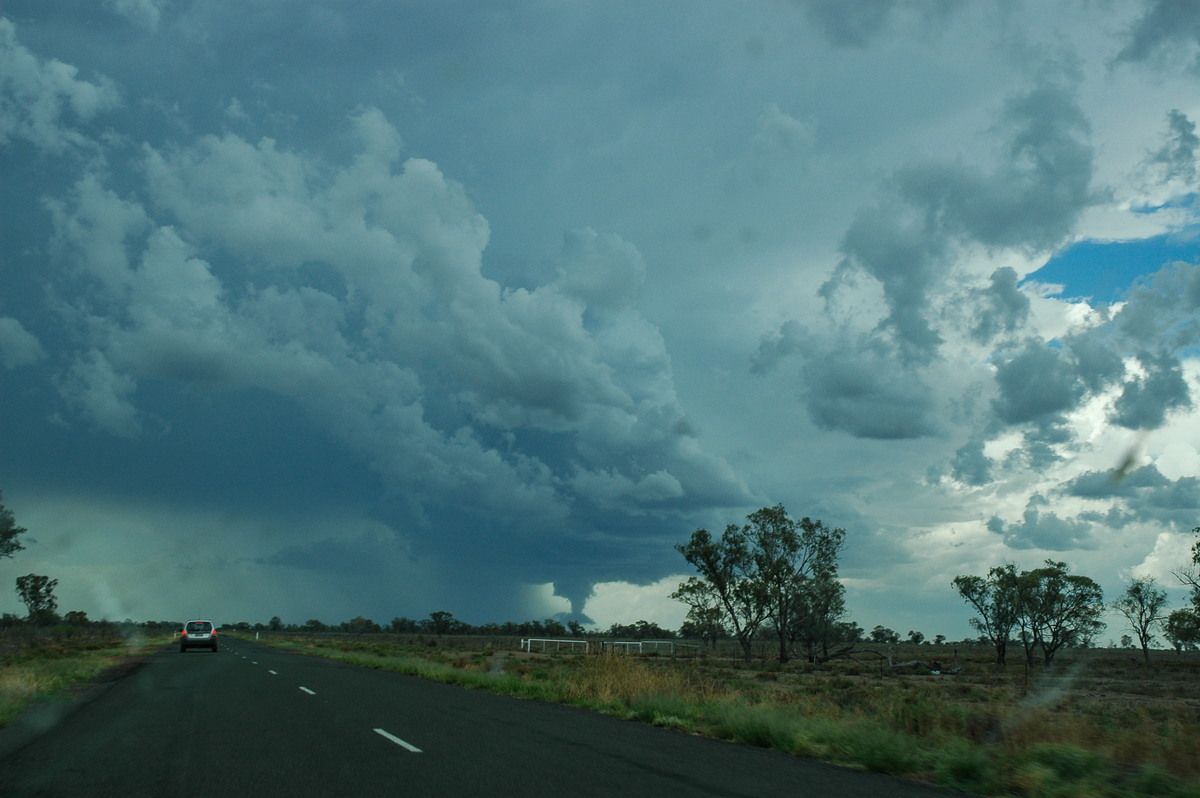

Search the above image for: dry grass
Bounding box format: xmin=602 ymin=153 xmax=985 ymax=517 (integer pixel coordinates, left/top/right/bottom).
xmin=254 ymin=634 xmax=1200 ymax=797
xmin=0 ymin=630 xmax=164 ymax=726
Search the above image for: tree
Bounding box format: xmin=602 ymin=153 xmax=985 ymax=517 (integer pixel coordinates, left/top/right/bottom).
xmin=268 ymin=615 xmax=284 ymax=631
xmin=786 ymin=572 xmax=847 ymax=663
xmin=869 ymin=625 xmax=899 ymax=645
xmin=679 ymin=604 xmax=726 ymax=648
xmin=673 ymin=523 xmax=765 ymax=663
xmin=428 ymin=611 xmax=462 ymax=636
xmin=1017 ymin=561 xmax=1105 ymax=665
xmin=956 ymin=561 xmax=1105 ymax=666
xmin=0 ymin=492 xmax=26 ymax=561
xmin=1164 ymin=609 xmax=1200 ymax=652
xmin=15 ymin=574 xmax=58 ymax=625
xmin=342 ymin=616 xmax=378 ymax=636
xmin=1171 ymin=527 xmax=1200 ymax=605
xmin=833 ymin=620 xmax=863 ymax=644
xmin=673 ymin=505 xmax=845 ymax=664
xmin=1112 ymin=576 xmax=1169 ymax=665
xmin=953 ymin=563 xmax=1020 ymax=665
xmin=748 ymin=508 xmax=845 ymax=665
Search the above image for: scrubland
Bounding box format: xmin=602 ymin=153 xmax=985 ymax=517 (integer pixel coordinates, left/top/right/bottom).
xmin=253 ymin=634 xmax=1200 ymax=798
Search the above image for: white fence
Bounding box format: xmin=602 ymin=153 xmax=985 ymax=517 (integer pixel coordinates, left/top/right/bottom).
xmin=599 ymin=641 xmax=700 ymax=656
xmin=520 ymin=638 xmax=590 ymax=653
xmin=519 ymin=638 xmax=701 ymax=656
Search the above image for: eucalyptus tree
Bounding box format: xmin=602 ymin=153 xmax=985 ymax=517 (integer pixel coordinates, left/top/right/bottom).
xmin=956 ymin=560 xmax=1104 ymax=666
xmin=1112 ymin=576 xmax=1169 ymax=665
xmin=15 ymin=573 xmax=58 ymax=625
xmin=1016 ymin=561 xmax=1105 ymax=665
xmin=953 ymin=563 xmax=1020 ymax=665
xmin=673 ymin=504 xmax=846 ymax=664
xmin=673 ymin=522 xmax=764 ymax=663
xmin=1164 ymin=608 xmax=1200 ymax=652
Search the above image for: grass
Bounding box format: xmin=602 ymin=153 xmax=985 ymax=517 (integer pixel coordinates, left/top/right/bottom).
xmin=244 ymin=634 xmax=1200 ymax=798
xmin=0 ymin=628 xmax=165 ymax=727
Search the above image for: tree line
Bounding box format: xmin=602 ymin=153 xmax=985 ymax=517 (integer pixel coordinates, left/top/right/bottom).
xmin=675 ymin=506 xmax=1200 ymax=667
xmin=5 ymin=488 xmax=1200 ymax=657
xmin=231 ymin=613 xmax=678 ymax=639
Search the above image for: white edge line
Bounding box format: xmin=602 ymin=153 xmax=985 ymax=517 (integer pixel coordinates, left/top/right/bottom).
xmin=268 ymin=670 xmax=277 ymax=675
xmin=374 ymin=728 xmax=422 ymax=753
xmin=299 ymin=686 xmax=316 ymax=695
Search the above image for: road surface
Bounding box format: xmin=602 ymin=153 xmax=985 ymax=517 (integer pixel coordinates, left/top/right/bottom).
xmin=0 ymin=639 xmax=969 ymax=796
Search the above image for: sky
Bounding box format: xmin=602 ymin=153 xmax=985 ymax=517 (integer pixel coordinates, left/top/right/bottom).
xmin=1 ymin=0 xmax=1199 ymax=642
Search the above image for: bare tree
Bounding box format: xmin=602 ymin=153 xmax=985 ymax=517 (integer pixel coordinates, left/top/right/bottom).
xmin=1112 ymin=577 xmax=1169 ymax=665
xmin=1172 ymin=527 xmax=1200 ymax=604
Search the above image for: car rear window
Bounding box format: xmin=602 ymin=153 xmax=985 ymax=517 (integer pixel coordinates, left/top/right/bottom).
xmin=186 ymin=621 xmax=212 ymax=632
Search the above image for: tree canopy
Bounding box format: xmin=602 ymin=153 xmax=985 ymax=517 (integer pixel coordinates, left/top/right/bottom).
xmin=0 ymin=492 xmax=26 ymax=561
xmin=955 ymin=560 xmax=1105 ymax=666
xmin=673 ymin=504 xmax=846 ymax=664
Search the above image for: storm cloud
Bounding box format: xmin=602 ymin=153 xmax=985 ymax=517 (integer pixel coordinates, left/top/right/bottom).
xmin=1 ymin=1 xmax=1199 ymax=638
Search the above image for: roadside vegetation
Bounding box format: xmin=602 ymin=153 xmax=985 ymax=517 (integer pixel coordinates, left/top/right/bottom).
xmin=0 ymin=621 xmax=172 ymax=727
xmin=243 ymin=631 xmax=1200 ymax=798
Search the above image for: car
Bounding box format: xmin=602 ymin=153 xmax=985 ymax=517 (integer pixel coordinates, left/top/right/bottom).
xmin=179 ymin=619 xmax=218 ymax=652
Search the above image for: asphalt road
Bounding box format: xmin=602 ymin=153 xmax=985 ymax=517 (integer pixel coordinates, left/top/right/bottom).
xmin=0 ymin=639 xmax=969 ymax=797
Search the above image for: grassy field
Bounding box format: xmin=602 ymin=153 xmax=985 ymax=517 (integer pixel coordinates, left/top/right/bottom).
xmin=243 ymin=633 xmax=1200 ymax=798
xmin=0 ymin=627 xmax=166 ymax=727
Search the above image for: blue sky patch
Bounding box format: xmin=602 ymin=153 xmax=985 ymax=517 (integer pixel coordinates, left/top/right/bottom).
xmin=1027 ymin=233 xmax=1200 ymax=303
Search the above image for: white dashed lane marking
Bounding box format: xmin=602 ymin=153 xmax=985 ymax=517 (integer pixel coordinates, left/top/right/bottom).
xmin=374 ymin=728 xmax=422 ymax=753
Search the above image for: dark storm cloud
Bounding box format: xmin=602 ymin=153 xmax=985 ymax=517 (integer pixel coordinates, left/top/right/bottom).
xmin=753 ymin=322 xmax=939 ymax=439
xmin=970 ymin=267 xmax=1031 ymax=344
xmin=1111 ymin=350 xmax=1192 ymax=429
xmin=991 ymin=261 xmax=1198 ymax=447
xmin=830 ymin=202 xmax=946 ymax=362
xmin=1066 ymin=463 xmax=1200 ymax=529
xmin=992 ymin=343 xmax=1086 ymax=425
xmin=0 ymin=9 xmax=761 ymax=621
xmin=1114 ymin=260 xmax=1200 ymax=348
xmin=4 ymin=1 xmax=1200 ymax=636
xmin=796 ymin=0 xmax=900 ymax=47
xmin=950 ymin=439 xmax=992 ymax=486
xmin=1116 ymin=0 xmax=1200 ymax=69
xmin=987 ymin=494 xmax=1096 ymax=551
xmin=894 ymin=78 xmax=1094 ymax=252
xmin=1148 ymin=109 xmax=1199 ymax=182
xmin=794 ymin=0 xmax=961 ymax=48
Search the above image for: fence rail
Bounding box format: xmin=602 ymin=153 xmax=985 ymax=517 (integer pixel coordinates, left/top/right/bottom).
xmin=600 ymin=640 xmax=700 ymax=656
xmin=520 ymin=638 xmax=590 ymax=653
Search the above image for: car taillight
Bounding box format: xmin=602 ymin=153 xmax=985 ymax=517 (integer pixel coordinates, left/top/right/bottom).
xmin=181 ymin=631 xmax=187 ymax=638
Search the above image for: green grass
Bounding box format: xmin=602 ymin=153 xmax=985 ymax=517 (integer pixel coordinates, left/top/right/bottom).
xmin=245 ymin=634 xmax=1200 ymax=798
xmin=0 ymin=631 xmax=164 ymax=726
